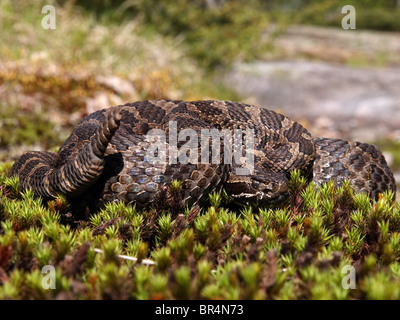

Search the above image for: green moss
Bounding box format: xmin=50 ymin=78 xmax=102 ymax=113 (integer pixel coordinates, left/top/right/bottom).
xmin=1 ymin=164 xmax=400 ymax=299
xmin=0 ymin=104 xmax=61 ymax=150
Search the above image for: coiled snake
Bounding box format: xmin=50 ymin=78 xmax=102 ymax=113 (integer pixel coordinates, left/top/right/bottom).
xmin=8 ymin=100 xmax=396 ymax=208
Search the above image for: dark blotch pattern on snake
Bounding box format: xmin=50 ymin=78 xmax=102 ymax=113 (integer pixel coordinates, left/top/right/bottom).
xmin=8 ymin=100 xmax=396 ymax=208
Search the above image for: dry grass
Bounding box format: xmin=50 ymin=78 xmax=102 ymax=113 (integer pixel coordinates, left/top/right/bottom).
xmin=0 ymin=0 xmax=238 ymax=161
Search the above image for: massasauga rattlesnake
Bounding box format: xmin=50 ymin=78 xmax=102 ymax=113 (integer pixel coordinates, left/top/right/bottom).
xmin=8 ymin=100 xmax=396 ymax=208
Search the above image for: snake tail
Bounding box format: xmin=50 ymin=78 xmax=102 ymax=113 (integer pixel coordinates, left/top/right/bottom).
xmin=8 ymin=108 xmax=122 ymax=198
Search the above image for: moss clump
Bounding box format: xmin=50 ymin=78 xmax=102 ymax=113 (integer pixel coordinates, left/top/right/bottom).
xmin=0 ymin=103 xmax=63 ymax=151
xmin=0 ymin=166 xmax=399 ymax=300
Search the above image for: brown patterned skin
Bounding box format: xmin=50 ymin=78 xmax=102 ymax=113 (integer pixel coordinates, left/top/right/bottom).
xmin=8 ymin=100 xmax=396 ymax=208
xmin=313 ymin=138 xmax=396 ymax=200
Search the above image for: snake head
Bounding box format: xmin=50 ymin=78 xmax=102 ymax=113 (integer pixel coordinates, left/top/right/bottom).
xmin=225 ymin=171 xmax=289 ymax=206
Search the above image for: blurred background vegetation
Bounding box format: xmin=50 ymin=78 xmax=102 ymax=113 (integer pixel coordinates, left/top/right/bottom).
xmin=63 ymin=0 xmax=400 ymax=69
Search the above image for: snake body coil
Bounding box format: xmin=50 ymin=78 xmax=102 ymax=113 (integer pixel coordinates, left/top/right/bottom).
xmin=9 ymin=100 xmax=396 ymax=207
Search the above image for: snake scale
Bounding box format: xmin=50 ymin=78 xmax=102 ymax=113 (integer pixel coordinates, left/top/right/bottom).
xmin=8 ymin=100 xmax=396 ymax=209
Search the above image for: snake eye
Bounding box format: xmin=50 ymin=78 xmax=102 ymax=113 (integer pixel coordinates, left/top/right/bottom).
xmin=251 ymin=180 xmax=260 ymax=189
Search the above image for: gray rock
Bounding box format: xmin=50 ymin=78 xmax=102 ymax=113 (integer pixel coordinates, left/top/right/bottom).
xmin=224 ymin=60 xmax=400 ymax=142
